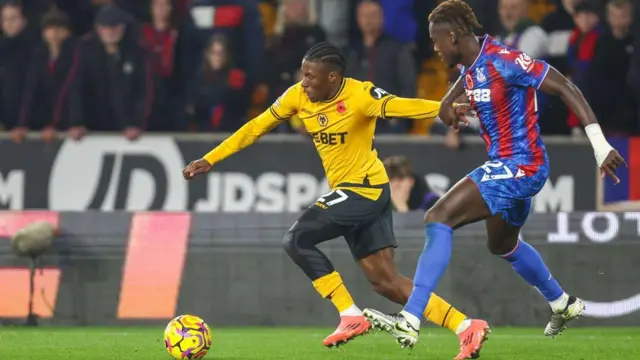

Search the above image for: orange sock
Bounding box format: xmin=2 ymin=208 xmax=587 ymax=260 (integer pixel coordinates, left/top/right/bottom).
xmin=312 ymin=272 xmax=356 ymax=313
xmin=423 ymin=293 xmax=467 ymax=333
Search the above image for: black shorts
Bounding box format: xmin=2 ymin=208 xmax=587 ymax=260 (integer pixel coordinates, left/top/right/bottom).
xmin=292 ymin=183 xmax=397 ymax=260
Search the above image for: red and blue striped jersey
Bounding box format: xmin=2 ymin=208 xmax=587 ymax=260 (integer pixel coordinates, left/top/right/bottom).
xmin=459 ymin=35 xmax=550 ymax=167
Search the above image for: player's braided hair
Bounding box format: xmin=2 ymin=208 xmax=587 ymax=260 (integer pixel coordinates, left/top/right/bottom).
xmin=303 ymin=42 xmax=347 ymax=74
xmin=428 ymin=0 xmax=482 ymax=36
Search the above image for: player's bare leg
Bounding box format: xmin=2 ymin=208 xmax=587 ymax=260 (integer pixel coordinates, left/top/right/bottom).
xmin=363 ymin=178 xmax=491 ymax=350
xmin=359 ymin=247 xmax=489 ymax=359
xmin=282 ymin=208 xmax=370 ymax=348
xmin=485 ymin=216 xmax=585 ymax=338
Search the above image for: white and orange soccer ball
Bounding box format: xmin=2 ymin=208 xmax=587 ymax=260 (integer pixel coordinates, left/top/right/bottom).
xmin=164 ymin=314 xmax=212 ymax=359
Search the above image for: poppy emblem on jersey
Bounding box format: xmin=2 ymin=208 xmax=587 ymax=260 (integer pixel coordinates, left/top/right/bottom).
xmin=476 ymin=68 xmax=486 ymax=83
xmin=317 ymin=114 xmax=329 ymax=127
xmin=336 ymin=101 xmax=347 ymax=115
xmin=465 ymin=74 xmax=474 ymax=89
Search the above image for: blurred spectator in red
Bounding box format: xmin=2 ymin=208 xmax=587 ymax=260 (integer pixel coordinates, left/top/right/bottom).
xmin=587 ymin=0 xmax=636 ymax=135
xmin=266 ymin=0 xmax=325 ymax=122
xmin=0 ymin=0 xmax=38 ymax=131
xmin=496 ymin=0 xmax=549 ymax=58
xmin=185 ymin=34 xmax=247 ymax=132
xmin=69 ymin=5 xmax=154 ymax=140
xmin=566 ymin=1 xmax=601 ymax=136
xmin=177 ymin=0 xmax=265 ymax=89
xmin=141 ymin=0 xmax=180 ymax=130
xmin=12 ymin=8 xmax=79 ymax=143
xmin=346 ymin=0 xmax=416 ymax=134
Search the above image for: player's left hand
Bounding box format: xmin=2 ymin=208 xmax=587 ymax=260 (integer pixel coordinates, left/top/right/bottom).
xmin=183 ymin=159 xmax=212 ymax=180
xmin=599 ymin=149 xmax=627 ymax=184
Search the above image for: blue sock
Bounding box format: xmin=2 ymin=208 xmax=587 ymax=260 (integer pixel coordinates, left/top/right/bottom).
xmin=501 ymin=236 xmax=564 ymax=302
xmin=404 ymin=223 xmax=453 ymax=320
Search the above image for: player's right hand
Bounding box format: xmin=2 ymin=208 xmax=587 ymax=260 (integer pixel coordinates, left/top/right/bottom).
xmin=452 ymin=104 xmax=474 ymax=132
xmin=183 ymin=159 xmax=212 ymax=180
xmin=599 ymin=149 xmax=627 ymax=184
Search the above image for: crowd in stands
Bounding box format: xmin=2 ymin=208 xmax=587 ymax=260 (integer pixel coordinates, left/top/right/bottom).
xmin=0 ymin=0 xmax=637 ymax=144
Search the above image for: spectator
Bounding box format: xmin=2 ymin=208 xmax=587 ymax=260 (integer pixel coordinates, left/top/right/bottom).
xmin=378 ymin=0 xmax=417 ymax=45
xmin=383 ymin=155 xmax=441 ymax=213
xmin=0 ymin=0 xmax=38 ymax=131
xmin=566 ymin=1 xmax=601 ymax=135
xmin=267 ymin=0 xmax=325 ymax=130
xmin=185 ymin=35 xmax=247 ymax=132
xmin=539 ymin=0 xmax=578 ymax=135
xmin=496 ymin=0 xmax=549 ymax=58
xmin=12 ymin=9 xmax=79 ymax=143
xmin=628 ymin=0 xmax=640 ymax=125
xmin=345 ymin=0 xmax=416 ymax=133
xmin=587 ymin=0 xmax=635 ymax=135
xmin=56 ymin=0 xmax=144 ymax=36
xmin=141 ymin=0 xmax=180 ymax=130
xmin=69 ymin=5 xmax=154 ymax=140
xmin=541 ymin=0 xmax=579 ymax=73
xmin=316 ymin=0 xmax=350 ymax=48
xmin=177 ymin=0 xmax=265 ymax=88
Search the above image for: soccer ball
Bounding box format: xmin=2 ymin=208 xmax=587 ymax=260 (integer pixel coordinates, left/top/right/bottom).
xmin=164 ymin=314 xmax=212 ymax=359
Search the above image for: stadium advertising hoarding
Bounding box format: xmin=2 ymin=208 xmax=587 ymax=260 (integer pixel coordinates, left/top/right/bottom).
xmin=0 ymin=135 xmax=596 ymax=211
xmin=0 ymin=211 xmax=639 ymax=326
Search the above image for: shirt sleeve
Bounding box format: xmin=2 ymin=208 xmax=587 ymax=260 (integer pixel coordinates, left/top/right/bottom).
xmin=269 ymin=84 xmax=299 ymax=120
xmin=496 ymin=49 xmax=550 ymax=89
xmin=361 ymin=82 xmax=441 ymax=120
xmin=202 ymin=86 xmax=299 ymax=164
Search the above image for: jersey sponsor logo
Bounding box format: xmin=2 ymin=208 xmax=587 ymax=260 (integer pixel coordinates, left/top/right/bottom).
xmin=515 ymin=52 xmax=534 ymax=72
xmin=317 ymin=113 xmax=328 ymax=127
xmin=465 ymin=74 xmax=474 ymax=89
xmin=499 ymin=48 xmax=510 ymax=54
xmin=369 ymin=86 xmax=390 ymax=100
xmin=300 ymin=108 xmax=313 ymax=115
xmin=312 ymin=131 xmax=347 ymax=145
xmin=336 ymin=101 xmax=347 ymax=115
xmin=466 ymin=89 xmax=491 ymax=102
xmin=476 ymin=68 xmax=486 ymax=83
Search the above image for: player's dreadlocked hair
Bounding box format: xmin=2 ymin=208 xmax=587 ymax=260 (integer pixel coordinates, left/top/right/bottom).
xmin=303 ymin=42 xmax=347 ymax=74
xmin=428 ymin=0 xmax=482 ymax=35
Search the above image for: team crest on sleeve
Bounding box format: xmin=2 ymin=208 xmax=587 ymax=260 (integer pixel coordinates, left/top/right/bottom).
xmin=369 ymin=86 xmax=390 ymax=100
xmin=317 ymin=113 xmax=328 ymax=126
xmin=336 ymin=101 xmax=348 ymax=115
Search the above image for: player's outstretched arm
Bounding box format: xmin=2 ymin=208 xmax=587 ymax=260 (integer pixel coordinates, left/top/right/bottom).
xmin=182 ymin=110 xmax=282 ymax=180
xmin=539 ymin=67 xmax=627 ymax=182
xmin=438 ymin=76 xmax=466 ymax=126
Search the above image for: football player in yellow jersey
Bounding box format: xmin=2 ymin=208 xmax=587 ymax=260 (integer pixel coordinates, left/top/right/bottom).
xmin=183 ymin=42 xmax=489 ymax=358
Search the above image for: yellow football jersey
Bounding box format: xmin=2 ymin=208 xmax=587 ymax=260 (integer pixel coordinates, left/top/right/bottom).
xmin=203 ymin=77 xmax=441 ymax=200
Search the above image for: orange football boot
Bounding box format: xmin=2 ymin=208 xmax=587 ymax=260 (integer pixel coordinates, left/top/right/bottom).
xmin=323 ymin=315 xmax=371 ymax=348
xmin=454 ymin=319 xmax=491 ymax=359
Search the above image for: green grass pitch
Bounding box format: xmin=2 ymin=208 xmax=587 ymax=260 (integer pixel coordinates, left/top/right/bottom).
xmin=0 ymin=326 xmax=638 ymax=359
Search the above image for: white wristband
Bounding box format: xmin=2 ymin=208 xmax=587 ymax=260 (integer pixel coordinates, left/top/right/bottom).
xmin=584 ymin=124 xmax=613 ymax=167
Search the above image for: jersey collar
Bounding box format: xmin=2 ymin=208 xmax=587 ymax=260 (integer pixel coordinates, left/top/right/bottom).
xmin=322 ymin=78 xmax=346 ymax=103
xmin=466 ymin=35 xmax=490 ymax=70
